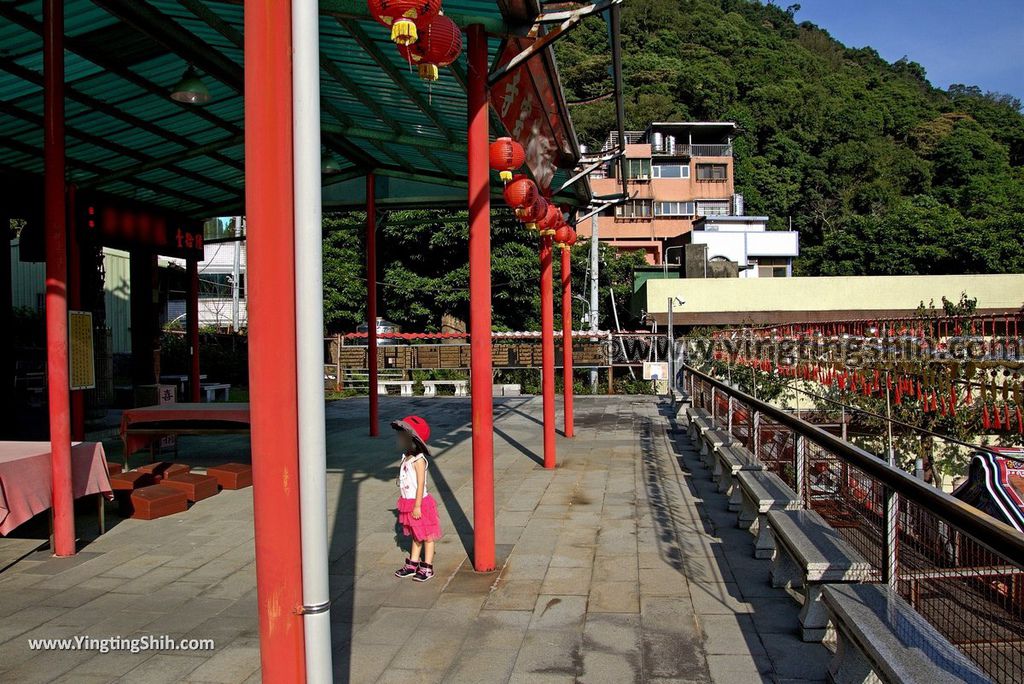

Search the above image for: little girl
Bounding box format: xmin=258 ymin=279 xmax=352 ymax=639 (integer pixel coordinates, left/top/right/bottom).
xmin=391 ymin=415 xmax=443 ymax=582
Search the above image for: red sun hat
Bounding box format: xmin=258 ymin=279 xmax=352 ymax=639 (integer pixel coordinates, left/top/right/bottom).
xmin=391 ymin=415 xmax=431 ymax=456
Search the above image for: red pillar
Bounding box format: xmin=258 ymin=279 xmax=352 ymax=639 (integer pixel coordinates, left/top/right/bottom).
xmin=186 ymin=257 xmax=200 ymax=403
xmin=67 ymin=184 xmax=85 ymax=441
xmin=561 ymin=247 xmax=574 ymax=438
xmin=467 ymin=24 xmax=495 ymax=571
xmin=244 ymin=0 xmax=306 ymax=678
xmin=540 ymin=236 xmax=556 ymax=468
xmin=366 ymin=173 xmax=378 ymax=436
xmin=44 ymin=0 xmax=75 ymax=557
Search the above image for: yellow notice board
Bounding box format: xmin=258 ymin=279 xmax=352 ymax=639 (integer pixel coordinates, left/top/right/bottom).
xmin=69 ymin=311 xmax=96 ymax=390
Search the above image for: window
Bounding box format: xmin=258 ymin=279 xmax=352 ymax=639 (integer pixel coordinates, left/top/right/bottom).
xmin=755 ymin=257 xmax=789 ymax=278
xmin=652 ymin=163 xmax=690 ymax=179
xmin=655 ymin=201 xmax=695 ymax=217
xmin=696 ymin=163 xmax=727 ymax=181
xmin=615 ymin=200 xmax=652 ymax=219
xmin=696 ymin=201 xmax=729 ymax=217
xmin=625 ymin=158 xmax=651 ymax=180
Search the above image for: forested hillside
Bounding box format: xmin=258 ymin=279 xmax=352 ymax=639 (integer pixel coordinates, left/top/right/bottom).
xmin=555 ymin=0 xmax=1024 ymax=275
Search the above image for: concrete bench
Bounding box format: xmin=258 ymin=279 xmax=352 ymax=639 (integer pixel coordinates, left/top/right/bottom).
xmin=689 ymin=416 xmax=713 ymax=445
xmin=422 ymin=380 xmax=467 ymax=397
xmin=494 ymin=383 xmax=521 ymax=397
xmin=713 ymin=444 xmax=762 ymax=496
xmin=735 ymin=470 xmax=800 ymax=559
xmin=767 ymin=508 xmax=874 ymax=642
xmin=201 ymin=383 xmax=231 ymax=402
xmin=700 ymin=428 xmax=733 ymax=468
xmin=685 ymin=406 xmax=711 ymax=431
xmin=377 ymin=380 xmax=414 ymax=396
xmin=822 ymin=583 xmax=989 ymax=684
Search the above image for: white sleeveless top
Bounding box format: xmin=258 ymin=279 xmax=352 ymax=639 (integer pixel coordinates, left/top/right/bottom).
xmin=398 ymin=453 xmax=428 ymax=499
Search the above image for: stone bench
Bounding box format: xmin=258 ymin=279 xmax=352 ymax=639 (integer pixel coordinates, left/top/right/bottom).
xmin=377 ymin=380 xmax=414 ymax=396
xmin=822 ymin=583 xmax=989 ymax=684
xmin=713 ymin=444 xmax=762 ymax=496
xmin=767 ymin=508 xmax=874 ymax=642
xmin=700 ymin=428 xmax=733 ymax=468
xmin=422 ymin=380 xmax=468 ymax=397
xmin=201 ymin=382 xmax=231 ymax=402
xmin=494 ymin=383 xmax=521 ymax=397
xmin=735 ymin=470 xmax=800 ymax=559
xmin=689 ymin=416 xmax=713 ymax=445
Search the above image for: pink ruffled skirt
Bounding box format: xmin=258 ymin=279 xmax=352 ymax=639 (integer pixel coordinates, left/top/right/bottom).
xmin=396 ymin=494 xmax=443 ymax=542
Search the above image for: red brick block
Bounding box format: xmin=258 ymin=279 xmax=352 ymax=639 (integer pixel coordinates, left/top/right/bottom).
xmin=136 ymin=461 xmax=190 ymax=482
xmin=206 ymin=463 xmax=252 ymax=490
xmin=161 ymin=473 xmax=219 ymax=502
xmin=109 ymin=470 xmax=156 ymax=491
xmin=129 ymin=485 xmax=188 ymax=520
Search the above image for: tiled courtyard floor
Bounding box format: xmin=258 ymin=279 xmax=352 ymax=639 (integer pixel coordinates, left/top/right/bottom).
xmin=0 ymin=396 xmax=832 ymax=683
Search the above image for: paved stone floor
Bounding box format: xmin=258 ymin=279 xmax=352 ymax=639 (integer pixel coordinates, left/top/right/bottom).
xmin=0 ymin=396 xmax=832 ymax=683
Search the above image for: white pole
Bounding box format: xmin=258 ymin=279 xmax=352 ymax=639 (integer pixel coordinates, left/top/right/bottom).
xmin=231 ymin=217 xmax=241 ymax=332
xmin=292 ymin=0 xmax=332 ymax=680
xmin=589 ymin=213 xmax=599 ymax=391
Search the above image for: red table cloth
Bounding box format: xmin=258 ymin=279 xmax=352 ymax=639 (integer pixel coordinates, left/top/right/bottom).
xmin=120 ymin=402 xmax=251 ymax=456
xmin=0 ymin=441 xmax=113 ymax=535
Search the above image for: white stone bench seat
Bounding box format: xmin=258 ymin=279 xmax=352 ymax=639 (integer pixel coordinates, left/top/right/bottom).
xmin=735 ymin=470 xmax=800 ymax=559
xmin=422 ymin=380 xmax=467 ymax=397
xmin=713 ymin=444 xmax=762 ymax=495
xmin=201 ymin=383 xmax=231 ymax=402
xmin=701 ymin=428 xmax=733 ymax=467
xmin=377 ymin=380 xmax=414 ymax=396
xmin=767 ymin=508 xmax=874 ymax=642
xmin=821 ymin=583 xmax=990 ymax=684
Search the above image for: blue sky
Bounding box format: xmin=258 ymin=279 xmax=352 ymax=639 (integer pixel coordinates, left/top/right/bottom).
xmin=788 ymin=0 xmax=1024 ymax=101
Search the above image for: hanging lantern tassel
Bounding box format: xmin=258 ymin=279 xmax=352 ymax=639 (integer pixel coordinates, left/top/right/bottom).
xmin=994 ymin=404 xmax=1003 ymax=430
xmin=982 ymin=405 xmax=991 ymax=429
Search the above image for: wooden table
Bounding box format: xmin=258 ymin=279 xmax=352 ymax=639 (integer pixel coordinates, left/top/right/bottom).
xmin=120 ymin=403 xmax=251 ymax=468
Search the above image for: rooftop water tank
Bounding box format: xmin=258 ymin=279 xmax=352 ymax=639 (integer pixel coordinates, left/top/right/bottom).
xmin=651 ymin=131 xmax=664 ymax=153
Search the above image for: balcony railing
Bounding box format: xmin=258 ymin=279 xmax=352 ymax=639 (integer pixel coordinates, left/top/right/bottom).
xmin=682 ymin=363 xmax=1024 ymax=683
xmin=663 ymin=143 xmax=733 ymax=157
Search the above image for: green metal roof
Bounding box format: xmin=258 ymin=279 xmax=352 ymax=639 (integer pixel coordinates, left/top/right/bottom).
xmin=0 ymin=0 xmax=591 ymax=219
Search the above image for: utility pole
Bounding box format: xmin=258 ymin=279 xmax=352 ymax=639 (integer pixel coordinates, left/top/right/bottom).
xmin=231 ymin=216 xmax=242 ymax=332
xmin=589 ymin=213 xmax=599 ymax=392
xmin=667 ymin=297 xmax=674 ymax=395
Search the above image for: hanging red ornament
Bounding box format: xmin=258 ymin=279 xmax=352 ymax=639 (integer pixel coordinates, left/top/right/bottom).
xmin=517 ymin=195 xmax=548 ymax=231
xmin=553 ymin=224 xmax=575 ymax=247
xmin=489 ymin=137 xmax=526 ymax=183
xmin=566 ymin=228 xmax=579 ymax=247
xmin=368 ymin=0 xmax=442 ymax=45
xmin=503 ymin=174 xmax=538 ymax=210
xmin=983 ymin=405 xmax=991 ymax=429
xmin=994 ymin=405 xmax=1003 ymax=430
xmin=396 ymin=14 xmax=462 ymax=81
xmin=536 ymin=203 xmax=562 ymax=237
xmin=1005 ymin=404 xmax=1012 ymax=431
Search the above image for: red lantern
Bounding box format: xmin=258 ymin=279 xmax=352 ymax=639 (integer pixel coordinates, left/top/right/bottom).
xmin=368 ymin=0 xmax=441 ymax=46
xmin=536 ymin=203 xmax=562 ymax=236
xmin=503 ymin=174 xmax=537 ymax=210
xmin=489 ymin=137 xmax=525 ymax=183
xmin=396 ymin=14 xmax=462 ymax=81
xmin=553 ymin=224 xmax=574 ymax=246
xmin=518 ymin=196 xmax=548 ymax=231
xmin=567 ymin=229 xmax=578 ymax=247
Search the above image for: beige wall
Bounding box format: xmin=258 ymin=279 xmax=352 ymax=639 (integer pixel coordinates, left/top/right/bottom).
xmin=642 ymin=274 xmax=1024 ymax=325
xmin=581 ymin=153 xmax=735 ymax=265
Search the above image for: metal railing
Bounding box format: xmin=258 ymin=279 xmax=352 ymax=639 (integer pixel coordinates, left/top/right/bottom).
xmin=684 ymin=363 xmax=1024 ymax=683
xmin=674 ymin=143 xmax=732 ymax=157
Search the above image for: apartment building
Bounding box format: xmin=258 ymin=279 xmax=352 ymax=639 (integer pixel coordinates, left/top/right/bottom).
xmin=580 ymin=122 xmax=741 ymax=264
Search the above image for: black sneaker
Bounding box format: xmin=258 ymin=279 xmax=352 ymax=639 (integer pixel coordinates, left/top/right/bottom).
xmin=413 ymin=562 xmax=434 ymax=582
xmin=394 ymin=558 xmax=419 ymax=578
